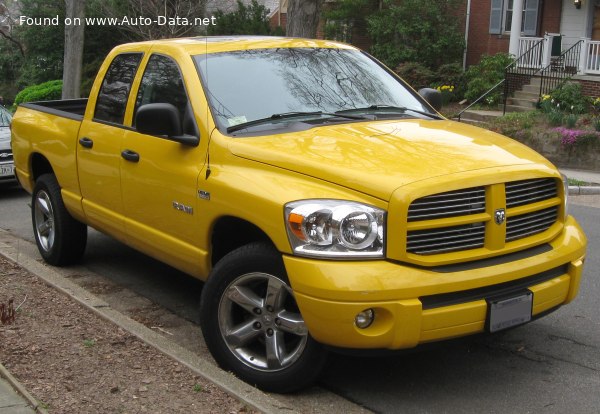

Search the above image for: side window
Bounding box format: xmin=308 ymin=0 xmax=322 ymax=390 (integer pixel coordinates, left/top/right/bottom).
xmin=94 ymin=53 xmax=143 ymax=125
xmin=134 ymin=54 xmax=190 ymax=130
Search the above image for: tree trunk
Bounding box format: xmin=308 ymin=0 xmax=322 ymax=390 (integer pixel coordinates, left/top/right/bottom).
xmin=286 ymin=0 xmax=323 ymax=38
xmin=62 ymin=0 xmax=85 ymax=99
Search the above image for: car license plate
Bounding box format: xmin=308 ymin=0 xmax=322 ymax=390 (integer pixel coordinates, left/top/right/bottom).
xmin=488 ymin=292 xmax=533 ymax=333
xmin=0 ymin=164 xmax=14 ymax=177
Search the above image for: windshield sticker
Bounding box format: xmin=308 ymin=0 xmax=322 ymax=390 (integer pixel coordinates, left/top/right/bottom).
xmin=227 ymin=116 xmax=247 ymax=126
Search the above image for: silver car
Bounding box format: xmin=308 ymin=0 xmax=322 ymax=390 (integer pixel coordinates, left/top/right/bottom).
xmin=0 ymin=105 xmax=15 ymax=183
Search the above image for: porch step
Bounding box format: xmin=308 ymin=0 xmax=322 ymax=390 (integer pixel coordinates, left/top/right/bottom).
xmin=506 ymin=97 xmax=538 ymax=108
xmin=522 ymin=84 xmax=542 ymax=94
xmin=503 ymin=104 xmax=536 ymax=113
xmin=512 ymin=91 xmax=540 ymax=100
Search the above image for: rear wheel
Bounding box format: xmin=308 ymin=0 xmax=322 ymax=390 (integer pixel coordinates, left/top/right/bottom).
xmin=32 ymin=174 xmax=87 ymax=265
xmin=200 ymin=242 xmax=327 ymax=393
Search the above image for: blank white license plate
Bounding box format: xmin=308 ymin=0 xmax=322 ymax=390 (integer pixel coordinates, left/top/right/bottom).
xmin=0 ymin=164 xmax=14 ymax=177
xmin=488 ymin=292 xmax=533 ymax=333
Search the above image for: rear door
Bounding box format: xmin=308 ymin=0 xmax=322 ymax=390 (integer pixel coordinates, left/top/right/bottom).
xmin=77 ymin=52 xmax=143 ymax=240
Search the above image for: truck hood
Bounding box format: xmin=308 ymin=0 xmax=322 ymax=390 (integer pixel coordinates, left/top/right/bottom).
xmin=228 ymin=119 xmax=553 ymax=200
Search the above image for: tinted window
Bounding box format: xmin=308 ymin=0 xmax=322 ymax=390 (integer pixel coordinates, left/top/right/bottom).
xmin=134 ymin=54 xmax=189 ymax=125
xmin=195 ymin=48 xmax=429 ymax=132
xmin=95 ymin=53 xmax=142 ymax=124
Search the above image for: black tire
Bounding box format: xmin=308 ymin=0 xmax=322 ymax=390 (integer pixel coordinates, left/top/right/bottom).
xmin=200 ymin=242 xmax=327 ymax=393
xmin=31 ymin=173 xmax=87 ymax=266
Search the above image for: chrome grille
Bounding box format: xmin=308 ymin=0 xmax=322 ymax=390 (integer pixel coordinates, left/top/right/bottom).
xmin=506 ymin=178 xmax=557 ymax=208
xmin=407 ymin=222 xmax=485 ymax=255
xmin=506 ymin=207 xmax=558 ymax=241
xmin=407 ymin=187 xmax=485 ymax=222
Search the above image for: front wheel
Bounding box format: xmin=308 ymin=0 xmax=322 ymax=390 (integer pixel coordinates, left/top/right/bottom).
xmin=199 ymin=242 xmax=327 ymax=393
xmin=32 ymin=174 xmax=87 ymax=266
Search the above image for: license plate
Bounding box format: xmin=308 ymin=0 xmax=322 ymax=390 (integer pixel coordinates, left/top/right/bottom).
xmin=488 ymin=292 xmax=533 ymax=333
xmin=0 ymin=164 xmax=14 ymax=177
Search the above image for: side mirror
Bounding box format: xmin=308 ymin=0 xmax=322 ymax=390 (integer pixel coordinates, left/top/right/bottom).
xmin=418 ymin=88 xmax=443 ymax=112
xmin=136 ymin=103 xmax=199 ymax=146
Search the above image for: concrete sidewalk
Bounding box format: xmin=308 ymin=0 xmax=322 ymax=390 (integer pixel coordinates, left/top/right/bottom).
xmin=560 ymin=168 xmax=600 ymax=195
xmin=0 ymin=367 xmax=36 ymax=413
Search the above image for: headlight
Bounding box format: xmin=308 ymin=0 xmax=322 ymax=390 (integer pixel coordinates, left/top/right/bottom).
xmin=285 ymin=200 xmax=385 ymax=258
xmin=561 ymin=173 xmax=569 ymax=220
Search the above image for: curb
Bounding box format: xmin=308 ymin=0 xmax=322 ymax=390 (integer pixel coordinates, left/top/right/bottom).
xmin=0 ymin=231 xmax=301 ymax=414
xmin=569 ymin=186 xmax=600 ymax=195
xmin=0 ymin=363 xmax=48 ymax=414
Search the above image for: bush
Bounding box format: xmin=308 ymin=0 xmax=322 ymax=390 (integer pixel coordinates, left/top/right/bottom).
xmin=548 ymin=83 xmax=590 ymax=115
xmin=14 ymin=80 xmax=63 ymax=107
xmin=367 ymin=0 xmax=464 ymax=69
xmin=394 ymin=62 xmax=435 ymax=90
xmin=464 ymin=53 xmax=513 ymax=106
xmin=435 ymin=63 xmax=466 ymax=100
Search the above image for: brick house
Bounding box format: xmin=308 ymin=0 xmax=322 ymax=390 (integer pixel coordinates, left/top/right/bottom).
xmin=465 ymin=0 xmax=600 ymax=97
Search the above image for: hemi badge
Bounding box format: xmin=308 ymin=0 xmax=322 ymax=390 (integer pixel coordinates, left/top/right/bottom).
xmin=198 ymin=190 xmax=210 ymax=200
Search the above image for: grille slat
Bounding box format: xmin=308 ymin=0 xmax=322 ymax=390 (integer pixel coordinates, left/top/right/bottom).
xmin=406 ymin=178 xmax=560 ymax=256
xmin=408 ymin=187 xmax=485 ymax=221
xmin=506 ymin=207 xmax=558 ymax=241
xmin=506 ymin=178 xmax=557 ymax=208
xmin=407 ymin=223 xmax=485 ymax=255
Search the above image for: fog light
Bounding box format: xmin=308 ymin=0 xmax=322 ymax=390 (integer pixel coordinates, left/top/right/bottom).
xmin=355 ymin=309 xmax=374 ymax=329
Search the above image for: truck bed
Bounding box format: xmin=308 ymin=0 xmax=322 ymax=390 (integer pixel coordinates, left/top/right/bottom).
xmin=20 ymin=98 xmax=88 ymax=120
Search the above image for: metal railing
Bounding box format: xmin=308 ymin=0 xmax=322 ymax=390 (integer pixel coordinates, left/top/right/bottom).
xmin=502 ymin=38 xmax=545 ymax=113
xmin=539 ymin=40 xmax=583 ymax=97
xmin=454 ymin=79 xmax=504 ymax=121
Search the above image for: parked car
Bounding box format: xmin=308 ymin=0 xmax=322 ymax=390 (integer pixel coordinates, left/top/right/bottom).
xmin=0 ymin=105 xmax=15 ymax=183
xmin=10 ymin=37 xmax=587 ymax=393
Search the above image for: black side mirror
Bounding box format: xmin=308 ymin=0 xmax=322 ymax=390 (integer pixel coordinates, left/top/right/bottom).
xmin=136 ymin=103 xmax=199 ymax=146
xmin=418 ymin=88 xmax=443 ymax=112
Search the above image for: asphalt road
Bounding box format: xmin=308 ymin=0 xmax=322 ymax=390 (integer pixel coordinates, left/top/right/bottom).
xmin=1 ymin=182 xmax=598 ymax=413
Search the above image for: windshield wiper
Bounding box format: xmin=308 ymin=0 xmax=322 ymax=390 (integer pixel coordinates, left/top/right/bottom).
xmin=226 ymin=111 xmax=368 ymax=133
xmin=336 ymin=104 xmax=442 ymax=120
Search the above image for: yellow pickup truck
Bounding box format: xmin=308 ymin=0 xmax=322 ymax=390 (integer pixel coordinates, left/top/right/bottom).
xmin=11 ymin=37 xmax=587 ymax=393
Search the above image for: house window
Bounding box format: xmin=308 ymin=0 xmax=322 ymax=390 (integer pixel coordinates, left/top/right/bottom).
xmin=490 ymin=0 xmax=539 ymax=36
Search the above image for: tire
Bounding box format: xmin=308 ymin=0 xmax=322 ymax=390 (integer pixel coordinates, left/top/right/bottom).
xmin=200 ymin=242 xmax=327 ymax=393
xmin=32 ymin=173 xmax=87 ymax=266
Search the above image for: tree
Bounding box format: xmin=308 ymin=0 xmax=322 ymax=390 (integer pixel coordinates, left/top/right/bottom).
xmin=62 ymin=0 xmax=86 ymax=99
xmin=98 ymin=0 xmax=207 ymax=40
xmin=208 ymin=0 xmax=281 ymax=36
xmin=286 ymin=0 xmax=323 ymax=38
xmin=367 ymin=0 xmax=464 ymax=70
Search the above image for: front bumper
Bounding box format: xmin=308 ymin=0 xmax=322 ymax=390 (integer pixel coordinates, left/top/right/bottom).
xmin=284 ymin=216 xmax=586 ymax=350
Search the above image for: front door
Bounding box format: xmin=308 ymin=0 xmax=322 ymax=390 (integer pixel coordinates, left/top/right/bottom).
xmin=120 ymin=53 xmax=206 ymax=276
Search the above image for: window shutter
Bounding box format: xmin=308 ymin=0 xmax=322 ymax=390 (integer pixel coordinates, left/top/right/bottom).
xmin=523 ymin=0 xmax=539 ymax=36
xmin=489 ymin=0 xmax=504 ymax=34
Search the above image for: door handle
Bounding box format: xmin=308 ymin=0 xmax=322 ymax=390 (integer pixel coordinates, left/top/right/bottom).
xmin=121 ymin=149 xmax=140 ymax=163
xmin=79 ymin=137 xmax=93 ymax=148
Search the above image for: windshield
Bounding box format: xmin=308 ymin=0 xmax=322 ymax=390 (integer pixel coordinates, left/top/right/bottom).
xmin=0 ymin=106 xmax=11 ymax=127
xmin=194 ymin=48 xmax=433 ymax=134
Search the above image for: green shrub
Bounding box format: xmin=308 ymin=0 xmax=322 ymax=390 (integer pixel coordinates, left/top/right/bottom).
xmin=464 ymin=53 xmax=513 ymax=106
xmin=547 ymin=110 xmax=564 ymax=126
xmin=489 ymin=111 xmax=538 ymax=138
xmin=548 ymin=83 xmax=590 ymax=114
xmin=565 ymin=113 xmax=578 ymax=129
xmin=594 ymin=118 xmax=600 ymax=132
xmin=435 ymin=63 xmax=466 ymax=100
xmin=394 ymin=62 xmax=435 ymax=90
xmin=14 ymin=80 xmax=63 ymax=107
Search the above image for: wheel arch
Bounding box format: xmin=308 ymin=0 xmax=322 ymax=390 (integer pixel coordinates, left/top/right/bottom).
xmin=30 ymin=152 xmax=55 ymax=182
xmin=210 ymin=216 xmax=276 ymax=266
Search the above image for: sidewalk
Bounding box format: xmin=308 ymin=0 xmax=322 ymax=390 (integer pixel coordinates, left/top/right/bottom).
xmin=560 ymin=168 xmax=600 ymax=195
xmin=0 ymin=372 xmax=36 ymax=414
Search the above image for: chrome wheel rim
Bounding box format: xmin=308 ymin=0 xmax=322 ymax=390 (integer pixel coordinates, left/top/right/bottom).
xmin=34 ymin=190 xmax=55 ymax=252
xmin=218 ymin=272 xmax=308 ymax=372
